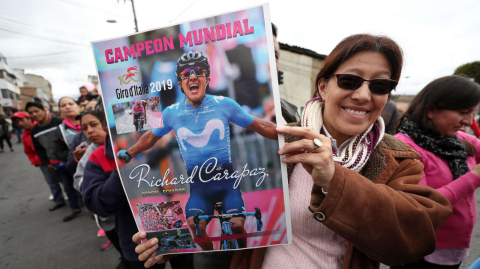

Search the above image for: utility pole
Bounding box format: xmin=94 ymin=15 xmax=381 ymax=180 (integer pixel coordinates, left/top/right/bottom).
xmin=130 ymin=0 xmax=139 ymax=32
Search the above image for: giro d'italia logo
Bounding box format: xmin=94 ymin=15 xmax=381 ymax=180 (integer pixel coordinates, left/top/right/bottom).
xmin=118 ymin=66 xmax=141 ymax=85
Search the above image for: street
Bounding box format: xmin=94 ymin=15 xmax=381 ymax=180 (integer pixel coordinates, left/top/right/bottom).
xmin=0 ymin=142 xmax=119 ymax=269
xmin=1 ymin=141 xmax=479 ymax=268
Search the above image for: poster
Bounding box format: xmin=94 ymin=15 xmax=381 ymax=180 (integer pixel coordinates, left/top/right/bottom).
xmin=91 ymin=4 xmax=291 ymax=255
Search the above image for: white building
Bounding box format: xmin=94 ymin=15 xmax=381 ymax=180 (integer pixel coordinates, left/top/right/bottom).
xmin=0 ymin=52 xmax=22 ymax=115
xmin=278 ymin=43 xmax=326 ymax=113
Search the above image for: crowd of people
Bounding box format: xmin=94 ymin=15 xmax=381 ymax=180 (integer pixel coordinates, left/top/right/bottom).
xmin=8 ymin=83 xmax=132 ymax=267
xmin=4 ymin=23 xmax=480 ymax=269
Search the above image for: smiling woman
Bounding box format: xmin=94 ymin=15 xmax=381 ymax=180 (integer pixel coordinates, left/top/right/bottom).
xmin=394 ymin=76 xmax=480 ymax=268
xmin=230 ymin=34 xmax=453 ymax=269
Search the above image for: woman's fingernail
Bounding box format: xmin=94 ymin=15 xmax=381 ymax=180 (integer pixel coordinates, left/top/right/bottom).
xmin=276 ymin=126 xmax=285 ymax=131
xmin=151 ymin=238 xmax=158 ymax=245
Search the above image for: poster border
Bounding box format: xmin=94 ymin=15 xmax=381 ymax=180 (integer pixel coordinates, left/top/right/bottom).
xmin=89 ymin=2 xmax=293 ymax=254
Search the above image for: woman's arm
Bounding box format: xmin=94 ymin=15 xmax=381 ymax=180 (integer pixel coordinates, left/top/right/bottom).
xmin=309 ymin=159 xmax=452 ymax=266
xmin=434 ymin=171 xmax=480 ymax=206
xmin=81 ymin=152 xmax=127 ymax=217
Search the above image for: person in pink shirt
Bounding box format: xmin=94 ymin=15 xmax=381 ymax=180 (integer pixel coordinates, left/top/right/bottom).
xmin=394 ymin=75 xmax=480 ymax=269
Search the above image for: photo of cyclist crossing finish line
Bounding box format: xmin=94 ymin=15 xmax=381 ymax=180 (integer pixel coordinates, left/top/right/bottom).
xmin=132 ymin=100 xmax=146 ymax=131
xmin=117 ymin=50 xmax=278 ymax=251
xmin=111 ymin=98 xmax=162 ymax=134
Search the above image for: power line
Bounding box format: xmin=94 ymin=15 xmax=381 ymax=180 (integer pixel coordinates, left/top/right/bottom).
xmin=57 ymin=0 xmax=133 ymax=19
xmin=0 ymin=15 xmax=85 ymax=39
xmin=7 ymin=49 xmax=86 ymax=59
xmin=108 ymin=0 xmax=127 ymax=12
xmin=0 ymin=26 xmax=90 ymax=47
xmin=170 ymin=0 xmax=198 ymax=23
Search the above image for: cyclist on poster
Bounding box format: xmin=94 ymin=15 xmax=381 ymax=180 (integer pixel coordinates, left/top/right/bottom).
xmin=117 ymin=50 xmax=277 ymax=250
xmin=132 ymin=100 xmax=145 ymax=131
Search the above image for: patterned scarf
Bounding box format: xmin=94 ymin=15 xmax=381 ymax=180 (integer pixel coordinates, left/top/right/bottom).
xmin=301 ymin=97 xmax=385 ymax=173
xmin=398 ymin=117 xmax=468 ymax=180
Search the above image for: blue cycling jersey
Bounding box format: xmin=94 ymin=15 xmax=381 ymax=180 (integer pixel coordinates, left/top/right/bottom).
xmin=152 ymin=94 xmax=254 ymax=174
xmin=153 ymin=94 xmax=254 ymax=220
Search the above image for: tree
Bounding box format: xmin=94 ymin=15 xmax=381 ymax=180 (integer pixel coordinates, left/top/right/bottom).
xmin=453 ymin=61 xmax=480 ymax=83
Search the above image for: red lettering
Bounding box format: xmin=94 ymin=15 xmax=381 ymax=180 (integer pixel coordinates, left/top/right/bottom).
xmin=123 ymin=45 xmax=137 ymax=60
xmin=154 ymin=39 xmax=163 ymax=53
xmin=193 ymin=30 xmax=203 ymax=45
xmin=215 ymin=24 xmax=226 ymax=40
xmin=203 ymin=27 xmax=216 ymax=43
xmin=135 ymin=43 xmax=145 ymax=57
xmin=232 ymin=21 xmax=244 ymax=37
xmin=163 ymin=36 xmax=174 ymax=51
xmin=105 ymin=49 xmax=114 ymax=64
xmin=243 ymin=19 xmax=254 ymax=35
xmin=114 ymin=47 xmax=125 ymax=62
xmin=225 ymin=22 xmax=232 ymax=38
xmin=145 ymin=40 xmax=154 ymax=55
xmin=178 ymin=32 xmax=193 ymax=48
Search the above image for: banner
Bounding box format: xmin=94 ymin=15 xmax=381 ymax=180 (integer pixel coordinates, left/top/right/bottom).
xmin=91 ymin=3 xmax=291 ymax=255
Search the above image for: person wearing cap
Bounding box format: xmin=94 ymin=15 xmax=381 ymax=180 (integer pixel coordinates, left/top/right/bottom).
xmin=26 ymin=101 xmax=82 ymax=222
xmin=11 ymin=111 xmax=57 ymax=203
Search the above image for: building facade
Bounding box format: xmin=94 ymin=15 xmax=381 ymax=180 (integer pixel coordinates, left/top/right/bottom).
xmin=21 ymin=73 xmax=56 ymax=112
xmin=278 ymin=43 xmax=326 ymax=114
xmin=0 ymin=53 xmax=23 ymax=116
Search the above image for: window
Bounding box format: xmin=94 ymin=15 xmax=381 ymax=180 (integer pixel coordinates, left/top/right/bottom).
xmin=2 ymin=89 xmax=9 ymax=99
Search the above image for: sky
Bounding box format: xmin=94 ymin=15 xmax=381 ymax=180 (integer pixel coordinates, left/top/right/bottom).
xmin=1 ymin=0 xmax=479 ymax=101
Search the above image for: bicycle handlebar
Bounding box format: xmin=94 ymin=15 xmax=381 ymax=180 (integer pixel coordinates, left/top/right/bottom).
xmin=193 ymin=208 xmax=263 ymax=236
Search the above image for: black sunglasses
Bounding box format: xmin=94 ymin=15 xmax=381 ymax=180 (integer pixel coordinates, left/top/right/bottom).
xmin=329 ymin=74 xmax=398 ymax=95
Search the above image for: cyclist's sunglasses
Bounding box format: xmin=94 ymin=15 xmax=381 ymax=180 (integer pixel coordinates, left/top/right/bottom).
xmin=180 ymin=66 xmax=207 ymax=79
xmin=329 ymin=74 xmax=398 ymax=95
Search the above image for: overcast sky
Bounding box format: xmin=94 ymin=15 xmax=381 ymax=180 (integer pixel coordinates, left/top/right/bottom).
xmin=1 ymin=0 xmax=479 ymax=101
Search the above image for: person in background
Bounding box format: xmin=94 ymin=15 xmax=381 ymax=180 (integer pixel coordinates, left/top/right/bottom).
xmin=26 ymin=101 xmax=82 ymax=222
xmin=72 ymin=110 xmax=128 ymax=267
xmin=66 ymin=99 xmax=98 ymax=176
xmin=77 ymin=82 xmax=98 ymax=108
xmin=12 ymin=117 xmax=23 ymax=143
xmin=11 ymin=111 xmax=59 ymax=205
xmin=81 ymin=99 xmax=194 ymax=269
xmin=272 ymin=23 xmax=300 ymax=124
xmin=58 ymin=97 xmax=82 ymax=146
xmin=0 ymin=114 xmax=13 ymax=152
xmin=394 ymin=75 xmax=480 ymax=269
xmin=381 ymin=94 xmax=400 ymax=135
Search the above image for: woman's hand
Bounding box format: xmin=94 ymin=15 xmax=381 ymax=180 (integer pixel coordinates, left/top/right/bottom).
xmin=277 ymin=126 xmax=335 ymax=190
xmin=73 ymin=147 xmax=87 ymax=161
xmin=132 ymin=231 xmax=178 ymax=268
